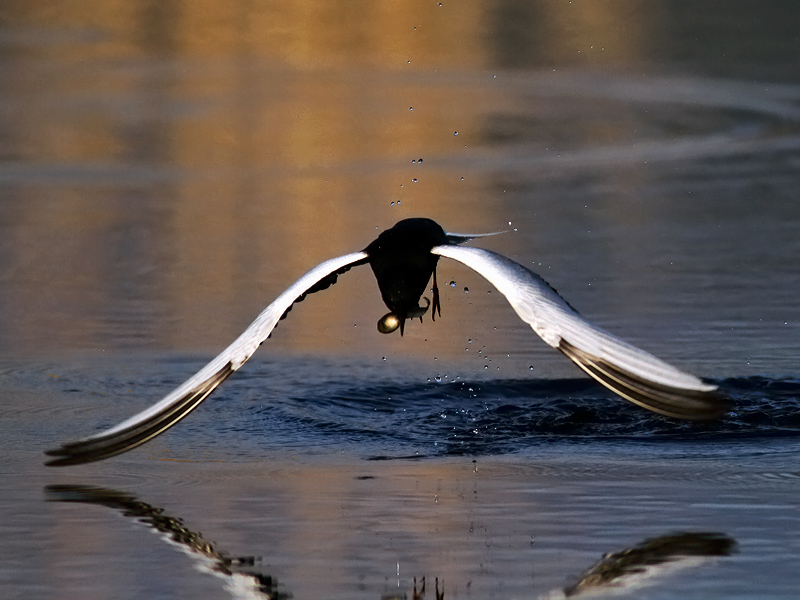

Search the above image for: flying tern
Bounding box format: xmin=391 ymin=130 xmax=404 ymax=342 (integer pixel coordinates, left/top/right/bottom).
xmin=45 ymin=218 xmax=727 ymax=466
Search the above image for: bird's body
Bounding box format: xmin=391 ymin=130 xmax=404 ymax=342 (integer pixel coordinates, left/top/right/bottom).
xmin=45 ymin=218 xmax=727 ymax=466
xmin=365 ymin=218 xmax=446 ymax=333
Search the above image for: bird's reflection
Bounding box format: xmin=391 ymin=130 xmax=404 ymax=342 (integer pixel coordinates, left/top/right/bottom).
xmin=46 ymin=485 xmax=734 ymax=599
xmin=45 ymin=485 xmax=290 ymax=600
xmin=544 ymin=531 xmax=737 ymax=598
xmin=45 ymin=485 xmax=445 ymax=600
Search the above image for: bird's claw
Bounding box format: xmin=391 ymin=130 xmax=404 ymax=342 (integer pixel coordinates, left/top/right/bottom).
xmin=431 ymin=267 xmax=441 ymax=321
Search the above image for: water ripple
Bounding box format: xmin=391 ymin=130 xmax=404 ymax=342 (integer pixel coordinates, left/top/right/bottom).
xmin=226 ymin=375 xmax=800 ymax=456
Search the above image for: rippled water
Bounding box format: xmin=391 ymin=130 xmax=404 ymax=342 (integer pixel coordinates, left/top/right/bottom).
xmin=2 ymin=1 xmax=800 ymax=598
xmin=3 ymin=355 xmax=800 ymax=599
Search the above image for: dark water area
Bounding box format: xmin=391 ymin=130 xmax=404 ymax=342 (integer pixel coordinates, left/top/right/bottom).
xmin=7 ymin=355 xmax=800 ymax=457
xmin=2 ymin=0 xmax=800 ymax=598
xmin=183 ymin=367 xmax=800 ymax=457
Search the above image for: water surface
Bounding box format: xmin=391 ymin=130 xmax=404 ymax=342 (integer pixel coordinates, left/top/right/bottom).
xmin=1 ymin=1 xmax=799 ymax=598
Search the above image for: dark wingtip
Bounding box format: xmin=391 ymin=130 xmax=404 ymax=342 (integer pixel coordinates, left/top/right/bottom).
xmin=558 ymin=339 xmax=730 ymax=421
xmin=45 ymin=452 xmax=99 ymax=468
xmin=43 ymin=361 xmax=235 ymax=467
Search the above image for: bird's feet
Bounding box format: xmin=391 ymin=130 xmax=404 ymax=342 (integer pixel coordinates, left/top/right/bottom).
xmin=431 ymin=268 xmax=442 ymax=321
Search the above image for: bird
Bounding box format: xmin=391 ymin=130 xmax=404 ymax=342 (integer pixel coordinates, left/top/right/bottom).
xmin=45 ymin=218 xmax=727 ymax=466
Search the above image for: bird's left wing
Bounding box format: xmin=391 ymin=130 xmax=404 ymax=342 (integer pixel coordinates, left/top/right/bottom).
xmin=432 ymin=245 xmax=727 ymax=420
xmin=45 ymin=251 xmax=369 ymax=466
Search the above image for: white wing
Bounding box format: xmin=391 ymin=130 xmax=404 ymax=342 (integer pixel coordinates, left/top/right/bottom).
xmin=45 ymin=251 xmax=369 ymax=466
xmin=432 ymin=245 xmax=727 ymax=419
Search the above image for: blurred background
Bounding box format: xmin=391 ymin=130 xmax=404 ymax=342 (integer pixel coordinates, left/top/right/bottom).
xmin=3 ymin=5 xmax=800 ymax=600
xmin=1 ymin=0 xmax=798 ymax=377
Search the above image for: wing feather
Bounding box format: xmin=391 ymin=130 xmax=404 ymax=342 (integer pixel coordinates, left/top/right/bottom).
xmin=45 ymin=251 xmax=369 ymax=466
xmin=432 ymin=245 xmax=727 ymax=419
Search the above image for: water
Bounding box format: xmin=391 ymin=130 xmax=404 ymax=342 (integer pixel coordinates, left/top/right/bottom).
xmin=4 ymin=356 xmax=800 ymax=599
xmin=2 ymin=1 xmax=800 ymax=598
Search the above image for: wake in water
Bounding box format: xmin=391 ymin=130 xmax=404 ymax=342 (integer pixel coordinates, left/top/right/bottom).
xmin=237 ymin=375 xmax=800 ymax=457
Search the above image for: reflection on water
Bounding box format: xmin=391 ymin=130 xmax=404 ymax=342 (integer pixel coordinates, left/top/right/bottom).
xmin=555 ymin=532 xmax=736 ymax=598
xmin=45 ymin=484 xmax=735 ymax=600
xmin=45 ymin=484 xmax=446 ymax=600
xmin=46 ymin=485 xmax=289 ymax=600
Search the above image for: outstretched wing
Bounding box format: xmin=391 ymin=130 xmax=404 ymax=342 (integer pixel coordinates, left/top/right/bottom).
xmin=45 ymin=251 xmax=369 ymax=466
xmin=432 ymin=245 xmax=727 ymax=420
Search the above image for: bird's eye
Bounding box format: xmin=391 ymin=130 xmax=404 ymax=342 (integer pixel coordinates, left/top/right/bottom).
xmin=377 ymin=313 xmax=401 ymax=334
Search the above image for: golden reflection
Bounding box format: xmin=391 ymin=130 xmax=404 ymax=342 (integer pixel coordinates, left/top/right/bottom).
xmin=1 ymin=0 xmax=676 ymax=356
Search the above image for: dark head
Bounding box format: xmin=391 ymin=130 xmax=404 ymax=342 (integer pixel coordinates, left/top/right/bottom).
xmin=364 ymin=218 xmax=447 ymax=334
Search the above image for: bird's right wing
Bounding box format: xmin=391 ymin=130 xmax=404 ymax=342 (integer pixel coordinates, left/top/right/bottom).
xmin=432 ymin=245 xmax=727 ymax=420
xmin=45 ymin=251 xmax=369 ymax=466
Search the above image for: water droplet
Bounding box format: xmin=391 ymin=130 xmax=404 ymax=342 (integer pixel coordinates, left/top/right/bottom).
xmin=418 ymin=158 xmax=423 ymax=163
xmin=409 ymin=106 xmax=413 ymax=110
xmin=412 ymin=178 xmax=417 ymax=182
xmin=411 ymin=159 xmax=416 ymax=163
xmin=529 ymin=366 xmax=534 ymax=370
xmin=468 ymin=339 xmax=472 ymax=343
xmin=397 ymin=201 xmax=401 ymax=205
xmin=390 ymin=201 xmax=395 ymax=206
xmin=454 ymin=131 xmax=458 ymax=136
xmin=449 ymin=281 xmax=456 ymax=287
xmin=463 ymin=287 xmax=469 ymax=293
xmin=460 ymin=176 xmax=464 ymax=180
xmin=435 ymin=376 xmax=442 ymax=383
xmin=382 ymin=357 xmax=387 ymax=361
xmin=484 ymin=365 xmax=488 ymax=369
